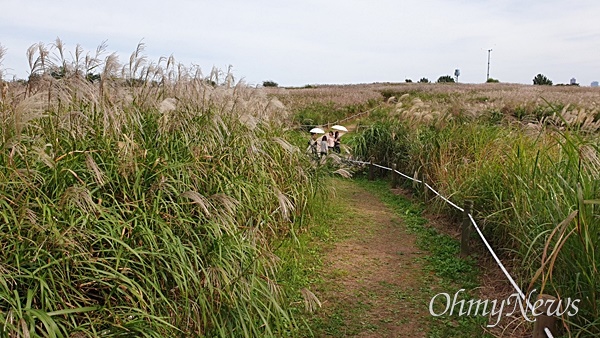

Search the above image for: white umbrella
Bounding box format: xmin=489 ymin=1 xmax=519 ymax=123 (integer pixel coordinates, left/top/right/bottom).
xmin=331 ymin=125 xmax=348 ymax=132
xmin=309 ymin=127 xmax=325 ymax=134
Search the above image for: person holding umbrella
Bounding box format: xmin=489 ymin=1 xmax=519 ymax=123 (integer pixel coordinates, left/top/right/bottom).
xmin=326 ymin=131 xmax=335 ymax=152
xmin=331 ymin=125 xmax=348 ymax=153
xmin=308 ymin=127 xmax=325 ymax=157
xmin=334 ymin=131 xmax=341 ymax=153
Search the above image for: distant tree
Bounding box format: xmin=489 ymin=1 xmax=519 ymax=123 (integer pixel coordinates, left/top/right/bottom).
xmin=486 ymin=78 xmax=500 ymax=83
xmin=50 ymin=66 xmax=67 ymax=80
xmin=533 ymin=74 xmax=553 ymax=86
xmin=437 ymin=75 xmax=455 ymax=83
xmin=418 ymin=77 xmax=430 ymax=83
xmin=262 ymin=80 xmax=278 ymax=87
xmin=405 ymin=78 xmax=413 ymax=83
xmin=557 ymin=82 xmax=580 ymax=87
xmin=125 ymin=78 xmax=146 ymax=87
xmin=86 ymin=72 xmax=101 ymax=83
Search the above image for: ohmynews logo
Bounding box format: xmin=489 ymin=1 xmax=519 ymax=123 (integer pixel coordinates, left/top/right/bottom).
xmin=429 ymin=289 xmax=580 ymax=328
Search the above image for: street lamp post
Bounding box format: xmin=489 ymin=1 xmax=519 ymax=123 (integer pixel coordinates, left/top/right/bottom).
xmin=486 ymin=49 xmax=492 ymax=81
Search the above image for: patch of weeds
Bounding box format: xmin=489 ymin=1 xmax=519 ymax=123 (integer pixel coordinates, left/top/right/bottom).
xmin=329 ymin=268 xmax=349 ymax=279
xmin=393 ymin=289 xmax=415 ymax=302
xmin=483 ymin=109 xmax=504 ymax=125
xmin=415 ymin=226 xmax=479 ymax=289
xmin=310 ymin=310 xmax=347 ymax=337
xmin=365 ymin=323 xmax=379 ymax=332
xmin=427 ymin=315 xmax=490 ymax=338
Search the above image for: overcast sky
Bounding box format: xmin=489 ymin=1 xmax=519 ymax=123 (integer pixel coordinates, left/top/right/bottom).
xmin=1 ymin=0 xmax=599 ymax=86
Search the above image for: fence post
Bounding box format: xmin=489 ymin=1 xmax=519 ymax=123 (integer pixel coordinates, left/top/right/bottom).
xmin=460 ymin=200 xmax=474 ymax=258
xmin=412 ymin=170 xmax=419 ymax=191
xmin=391 ymin=164 xmax=398 ymax=188
xmin=422 ymin=173 xmax=428 ymax=203
xmin=533 ymin=294 xmax=558 ymax=338
xmin=369 ymin=158 xmax=374 ymax=181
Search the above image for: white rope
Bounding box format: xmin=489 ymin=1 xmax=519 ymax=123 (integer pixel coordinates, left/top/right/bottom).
xmin=424 ymin=183 xmax=464 ymax=212
xmin=361 ymin=160 xmax=531 ymax=306
xmin=348 ymin=158 xmax=551 ymax=335
xmin=468 ymin=213 xmax=536 ymax=314
xmin=348 ymin=160 xmax=463 ymax=211
xmin=395 ymin=169 xmax=422 ymax=184
xmin=372 ymin=163 xmax=392 ymax=171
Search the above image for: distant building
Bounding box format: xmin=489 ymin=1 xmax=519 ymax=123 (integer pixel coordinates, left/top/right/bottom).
xmin=570 ymin=78 xmax=577 ymax=85
xmin=592 ymin=81 xmax=599 ymax=87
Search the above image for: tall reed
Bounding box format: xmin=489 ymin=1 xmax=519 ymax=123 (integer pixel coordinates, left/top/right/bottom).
xmin=0 ymin=40 xmax=321 ymax=337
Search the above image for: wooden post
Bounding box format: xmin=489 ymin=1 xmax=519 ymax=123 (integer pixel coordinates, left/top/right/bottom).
xmin=396 ymin=160 xmax=402 ymax=187
xmin=533 ymin=294 xmax=559 ymax=338
xmin=460 ymin=200 xmax=474 ymax=258
xmin=422 ymin=173 xmax=428 ymax=203
xmin=391 ymin=164 xmax=398 ymax=188
xmin=412 ymin=170 xmax=419 ymax=191
xmin=368 ymin=158 xmax=374 ymax=181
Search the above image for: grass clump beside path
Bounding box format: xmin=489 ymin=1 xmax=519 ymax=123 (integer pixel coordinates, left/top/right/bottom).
xmin=0 ymin=41 xmax=324 ymax=337
xmin=300 ymin=177 xmax=486 ymax=337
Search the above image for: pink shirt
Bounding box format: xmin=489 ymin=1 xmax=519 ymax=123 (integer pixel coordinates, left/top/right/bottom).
xmin=327 ymin=134 xmax=335 ymax=147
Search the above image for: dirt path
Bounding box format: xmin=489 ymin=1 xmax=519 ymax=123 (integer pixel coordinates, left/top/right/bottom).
xmin=310 ymin=179 xmax=432 ymax=337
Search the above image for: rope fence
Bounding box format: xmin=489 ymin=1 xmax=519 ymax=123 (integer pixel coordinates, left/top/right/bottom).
xmin=346 ymin=158 xmax=557 ymax=338
xmin=297 ymin=105 xmax=380 ymax=129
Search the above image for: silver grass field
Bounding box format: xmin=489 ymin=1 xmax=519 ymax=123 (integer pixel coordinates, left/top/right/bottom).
xmin=0 ymin=40 xmax=324 ymax=337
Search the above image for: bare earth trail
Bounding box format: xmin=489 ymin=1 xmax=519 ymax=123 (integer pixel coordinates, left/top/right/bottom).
xmin=310 ymin=179 xmax=433 ymax=337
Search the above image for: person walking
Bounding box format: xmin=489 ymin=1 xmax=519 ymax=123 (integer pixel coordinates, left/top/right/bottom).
xmin=308 ymin=133 xmax=318 ymax=156
xmin=327 ymin=131 xmax=335 ymax=152
xmin=319 ymin=135 xmax=328 ymax=158
xmin=334 ymin=131 xmax=341 ymax=153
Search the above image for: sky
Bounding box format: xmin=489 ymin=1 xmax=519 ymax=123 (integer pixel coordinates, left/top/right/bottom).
xmin=1 ymin=0 xmax=599 ymax=87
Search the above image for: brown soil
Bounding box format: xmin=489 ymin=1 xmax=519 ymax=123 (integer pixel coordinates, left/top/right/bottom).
xmin=312 ymin=180 xmax=431 ymax=337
